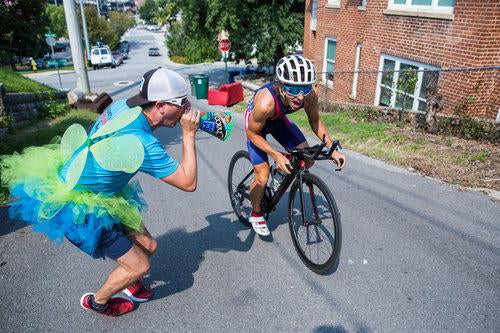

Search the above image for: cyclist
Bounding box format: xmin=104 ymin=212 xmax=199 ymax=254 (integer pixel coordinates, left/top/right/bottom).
xmin=244 ymin=54 xmax=346 ymax=236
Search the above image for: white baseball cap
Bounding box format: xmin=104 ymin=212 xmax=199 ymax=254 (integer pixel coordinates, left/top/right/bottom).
xmin=127 ymin=67 xmax=188 ymax=107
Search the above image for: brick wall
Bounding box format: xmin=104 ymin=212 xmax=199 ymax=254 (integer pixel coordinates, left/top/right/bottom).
xmin=304 ymin=0 xmax=500 ymax=120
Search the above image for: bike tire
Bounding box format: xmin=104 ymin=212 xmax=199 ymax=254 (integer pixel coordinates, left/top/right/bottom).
xmin=228 ymin=150 xmax=254 ymax=227
xmin=288 ymin=173 xmax=342 ymax=274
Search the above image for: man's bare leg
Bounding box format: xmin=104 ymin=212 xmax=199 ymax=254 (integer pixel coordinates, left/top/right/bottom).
xmin=127 ymin=227 xmax=157 ymax=257
xmin=94 ymin=244 xmax=150 ymax=304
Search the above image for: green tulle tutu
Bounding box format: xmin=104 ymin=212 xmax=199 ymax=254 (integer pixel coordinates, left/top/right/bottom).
xmin=0 ymin=138 xmax=146 ymax=256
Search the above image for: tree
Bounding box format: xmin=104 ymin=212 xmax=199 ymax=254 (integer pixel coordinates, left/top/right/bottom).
xmin=45 ymin=4 xmax=67 ymax=39
xmin=139 ymin=0 xmax=158 ymax=23
xmin=109 ymin=11 xmax=135 ymax=41
xmin=205 ymin=0 xmax=305 ymax=65
xmin=165 ymin=0 xmax=220 ymax=63
xmin=165 ymin=0 xmax=305 ymax=65
xmin=155 ymin=0 xmax=179 ymax=26
xmin=78 ymin=5 xmax=116 ymax=49
xmin=0 ymin=0 xmax=48 ymax=69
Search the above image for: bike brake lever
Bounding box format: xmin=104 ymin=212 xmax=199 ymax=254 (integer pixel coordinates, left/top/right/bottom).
xmin=326 ymin=140 xmax=341 ymax=156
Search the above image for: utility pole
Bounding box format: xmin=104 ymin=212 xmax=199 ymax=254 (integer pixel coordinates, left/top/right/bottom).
xmin=79 ymin=0 xmax=91 ymax=61
xmin=96 ymin=0 xmax=101 ymax=17
xmin=62 ymin=0 xmax=90 ymax=93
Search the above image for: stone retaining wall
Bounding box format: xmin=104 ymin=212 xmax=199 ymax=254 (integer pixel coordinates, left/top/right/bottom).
xmin=0 ymin=83 xmax=66 ymax=140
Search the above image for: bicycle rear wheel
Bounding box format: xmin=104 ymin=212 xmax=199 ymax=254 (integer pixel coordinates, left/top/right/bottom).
xmin=228 ymin=150 xmax=254 ymax=227
xmin=288 ymin=173 xmax=342 ymax=274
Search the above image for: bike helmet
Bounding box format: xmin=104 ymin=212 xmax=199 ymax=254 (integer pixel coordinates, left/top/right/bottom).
xmin=276 ymin=55 xmax=317 ymax=86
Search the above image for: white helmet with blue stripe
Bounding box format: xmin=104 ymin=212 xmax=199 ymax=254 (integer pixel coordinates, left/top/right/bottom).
xmin=276 ymin=55 xmax=317 ymax=86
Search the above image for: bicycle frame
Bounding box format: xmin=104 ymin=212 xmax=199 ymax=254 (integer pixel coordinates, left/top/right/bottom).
xmin=234 ymin=161 xmax=302 ymax=213
xmin=236 ymin=139 xmax=341 ymax=216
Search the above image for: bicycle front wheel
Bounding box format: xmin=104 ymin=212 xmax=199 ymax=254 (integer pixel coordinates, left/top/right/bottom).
xmin=288 ymin=173 xmax=342 ymax=274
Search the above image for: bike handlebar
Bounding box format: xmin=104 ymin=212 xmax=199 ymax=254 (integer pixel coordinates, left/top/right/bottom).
xmin=285 ymin=138 xmax=342 ymax=162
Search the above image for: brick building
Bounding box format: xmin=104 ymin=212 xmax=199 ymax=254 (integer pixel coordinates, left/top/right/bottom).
xmin=303 ymin=0 xmax=499 ymax=120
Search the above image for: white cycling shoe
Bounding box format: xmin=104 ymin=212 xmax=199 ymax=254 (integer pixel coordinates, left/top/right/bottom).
xmin=249 ymin=214 xmax=270 ymax=236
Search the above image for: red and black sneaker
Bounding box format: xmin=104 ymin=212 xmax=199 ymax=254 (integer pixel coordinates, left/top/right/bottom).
xmin=122 ymin=278 xmax=153 ymax=303
xmin=80 ymin=293 xmax=134 ymax=317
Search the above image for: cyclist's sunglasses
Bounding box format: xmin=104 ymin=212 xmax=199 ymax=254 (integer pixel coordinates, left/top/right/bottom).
xmin=283 ymin=84 xmax=313 ymax=97
xmin=165 ymin=96 xmax=188 ymax=107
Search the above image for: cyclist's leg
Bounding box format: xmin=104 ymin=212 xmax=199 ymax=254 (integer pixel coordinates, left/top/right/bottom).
xmin=246 ymin=139 xmax=270 ymax=213
xmin=246 ymin=139 xmax=271 ymax=236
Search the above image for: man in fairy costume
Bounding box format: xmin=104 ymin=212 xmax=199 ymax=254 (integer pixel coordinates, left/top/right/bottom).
xmin=245 ymin=55 xmax=346 ymax=236
xmin=1 ymin=67 xmax=200 ymax=316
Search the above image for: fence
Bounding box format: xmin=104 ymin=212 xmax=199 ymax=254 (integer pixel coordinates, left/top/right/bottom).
xmin=318 ymin=66 xmax=500 ymax=124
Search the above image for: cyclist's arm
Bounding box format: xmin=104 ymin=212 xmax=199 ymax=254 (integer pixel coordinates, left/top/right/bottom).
xmin=246 ymin=90 xmax=281 ymax=161
xmin=304 ymin=87 xmax=334 ymax=148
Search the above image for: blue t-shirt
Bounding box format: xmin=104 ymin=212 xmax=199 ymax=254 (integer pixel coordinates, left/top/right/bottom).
xmin=60 ymin=100 xmax=179 ymax=195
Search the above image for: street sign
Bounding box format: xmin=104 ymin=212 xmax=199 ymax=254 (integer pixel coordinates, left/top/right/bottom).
xmin=45 ymin=36 xmax=56 ymax=47
xmin=219 ymin=39 xmax=231 ymax=52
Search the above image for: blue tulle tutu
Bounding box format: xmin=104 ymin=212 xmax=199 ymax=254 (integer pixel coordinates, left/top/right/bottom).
xmin=1 ymin=142 xmax=147 ymax=257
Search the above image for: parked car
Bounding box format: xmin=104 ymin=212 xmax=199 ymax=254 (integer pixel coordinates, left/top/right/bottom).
xmin=34 ymin=58 xmax=45 ymax=69
xmin=148 ymin=47 xmax=160 ymax=56
xmin=112 ymin=51 xmax=124 ymax=65
xmin=90 ymin=46 xmax=115 ymax=69
xmin=119 ymin=41 xmax=130 ymax=52
xmin=118 ymin=46 xmax=129 ymax=59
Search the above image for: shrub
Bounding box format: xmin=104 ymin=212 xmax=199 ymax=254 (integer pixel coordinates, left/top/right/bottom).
xmin=39 ymin=100 xmax=70 ymax=119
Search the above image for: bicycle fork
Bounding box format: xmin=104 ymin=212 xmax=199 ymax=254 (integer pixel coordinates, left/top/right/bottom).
xmin=298 ymin=173 xmax=322 ymax=227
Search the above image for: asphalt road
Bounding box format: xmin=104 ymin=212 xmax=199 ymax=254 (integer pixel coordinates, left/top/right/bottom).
xmin=1 ymin=28 xmax=499 ymax=332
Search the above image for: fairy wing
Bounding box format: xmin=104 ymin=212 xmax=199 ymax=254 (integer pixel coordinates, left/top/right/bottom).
xmin=91 ymin=106 xmax=142 ymax=139
xmin=90 ymin=134 xmax=144 ymax=173
xmin=61 ymin=123 xmax=88 ymax=160
xmin=64 ymin=147 xmax=88 ymax=190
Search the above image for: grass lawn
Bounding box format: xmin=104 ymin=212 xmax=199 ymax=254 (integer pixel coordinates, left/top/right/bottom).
xmin=0 ymin=68 xmax=55 ymax=93
xmin=0 ymin=110 xmax=98 ymax=156
xmin=231 ymin=91 xmax=499 ymax=191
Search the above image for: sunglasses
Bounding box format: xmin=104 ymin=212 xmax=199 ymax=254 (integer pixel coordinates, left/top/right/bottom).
xmin=165 ymin=96 xmax=188 ymax=107
xmin=283 ymin=84 xmax=313 ymax=97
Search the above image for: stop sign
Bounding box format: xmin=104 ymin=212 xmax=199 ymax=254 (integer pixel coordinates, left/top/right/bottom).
xmin=219 ymin=39 xmax=231 ymax=52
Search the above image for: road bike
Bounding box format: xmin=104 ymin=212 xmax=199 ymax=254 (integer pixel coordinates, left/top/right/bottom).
xmin=228 ymin=138 xmax=342 ymax=274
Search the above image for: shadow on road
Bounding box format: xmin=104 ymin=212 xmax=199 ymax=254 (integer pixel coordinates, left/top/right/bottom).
xmin=148 ymin=211 xmax=255 ymax=300
xmin=0 ymin=206 xmax=27 ymax=237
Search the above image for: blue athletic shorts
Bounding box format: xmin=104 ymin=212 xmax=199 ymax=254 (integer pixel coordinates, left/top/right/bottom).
xmin=245 ymin=115 xmax=306 ymax=165
xmin=67 ymin=223 xmax=133 ymax=260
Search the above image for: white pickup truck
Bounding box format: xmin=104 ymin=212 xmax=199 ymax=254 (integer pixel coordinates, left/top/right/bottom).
xmin=90 ymin=46 xmax=116 ymax=69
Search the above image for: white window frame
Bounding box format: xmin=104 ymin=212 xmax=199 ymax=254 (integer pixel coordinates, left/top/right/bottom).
xmin=310 ymin=0 xmax=318 ymax=31
xmin=374 ymin=54 xmax=439 ymax=111
xmin=322 ymin=37 xmax=337 ymax=86
xmin=359 ymin=0 xmax=367 ymax=9
xmin=387 ymin=0 xmax=454 ymax=15
xmin=326 ymin=0 xmax=340 ymax=8
xmin=350 ymin=43 xmax=362 ymax=99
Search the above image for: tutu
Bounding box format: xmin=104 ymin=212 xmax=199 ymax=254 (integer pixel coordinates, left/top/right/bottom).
xmin=1 ymin=138 xmax=146 ymax=256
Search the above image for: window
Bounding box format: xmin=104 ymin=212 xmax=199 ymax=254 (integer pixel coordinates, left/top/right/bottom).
xmin=387 ymin=0 xmax=454 ymax=15
xmin=100 ymin=49 xmax=109 ymax=55
xmin=359 ymin=0 xmax=367 ymax=8
xmin=322 ymin=38 xmax=336 ymax=82
xmin=92 ymin=49 xmax=100 ymax=55
xmin=327 ymin=0 xmax=340 ymax=7
xmin=311 ymin=0 xmax=318 ymax=31
xmin=375 ymin=55 xmax=439 ymax=111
